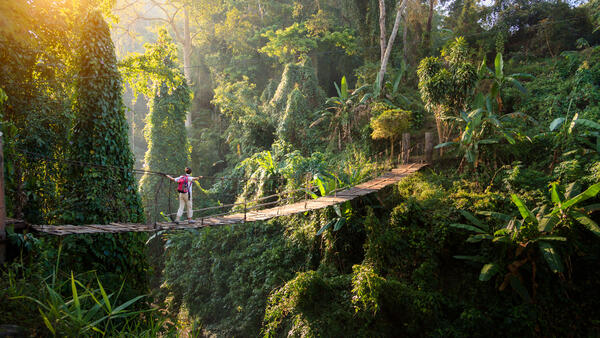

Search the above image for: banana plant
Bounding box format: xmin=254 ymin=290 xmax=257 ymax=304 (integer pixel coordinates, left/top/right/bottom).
xmin=549 ymin=112 xmax=600 ymax=153
xmin=311 ymin=76 xmax=370 ymax=150
xmin=360 ymin=63 xmax=409 ymax=105
xmin=452 ymin=182 xmax=600 ymax=301
xmin=316 ymin=201 xmax=353 ymax=235
xmin=435 ymin=96 xmax=516 ymax=170
xmin=305 ymin=172 xmax=342 ymax=198
xmin=478 ymin=52 xmax=534 ymax=112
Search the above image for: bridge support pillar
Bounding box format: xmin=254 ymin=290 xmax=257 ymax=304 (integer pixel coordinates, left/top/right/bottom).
xmin=243 ymin=199 xmax=247 ymax=223
xmin=401 ymin=133 xmax=411 ymax=164
xmin=424 ymin=132 xmax=433 ymax=163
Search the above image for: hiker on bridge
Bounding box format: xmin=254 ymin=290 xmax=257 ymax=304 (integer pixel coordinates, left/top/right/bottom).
xmin=166 ymin=168 xmax=202 ymax=223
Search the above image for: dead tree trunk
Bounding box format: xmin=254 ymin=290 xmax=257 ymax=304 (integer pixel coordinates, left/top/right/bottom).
xmin=402 ymin=12 xmax=408 ymax=66
xmin=424 ymin=0 xmax=435 ymax=49
xmin=379 ymin=0 xmax=387 ymax=65
xmin=378 ymin=0 xmax=408 ymax=89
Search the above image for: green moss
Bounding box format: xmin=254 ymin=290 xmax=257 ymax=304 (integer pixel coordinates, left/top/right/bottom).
xmin=267 ymin=60 xmax=325 ymax=120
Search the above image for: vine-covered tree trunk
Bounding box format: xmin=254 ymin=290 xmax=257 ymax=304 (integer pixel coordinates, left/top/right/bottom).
xmin=60 ymin=10 xmax=148 ymax=286
xmin=67 ymin=10 xmax=144 ymax=225
xmin=140 ymin=82 xmax=190 ymax=222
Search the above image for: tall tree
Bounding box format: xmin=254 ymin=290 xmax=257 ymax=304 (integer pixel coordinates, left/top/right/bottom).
xmin=115 ymin=0 xmax=207 ymax=126
xmin=378 ymin=0 xmax=409 ymax=89
xmin=417 ymin=37 xmax=477 ymax=148
xmin=60 ymin=10 xmax=148 ymax=285
xmin=67 ymin=10 xmax=144 ymax=225
xmin=0 ymin=0 xmax=76 ymax=223
xmin=121 ymin=29 xmax=192 ymax=221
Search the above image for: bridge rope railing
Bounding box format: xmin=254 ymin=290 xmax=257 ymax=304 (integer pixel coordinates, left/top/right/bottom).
xmin=10 ymin=132 xmax=432 ymax=230
xmin=159 ymin=138 xmax=428 ymax=226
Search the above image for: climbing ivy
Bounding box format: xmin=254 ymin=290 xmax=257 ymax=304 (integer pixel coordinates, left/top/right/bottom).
xmin=417 ymin=37 xmax=478 ymax=144
xmin=122 ymin=28 xmax=191 ymax=221
xmin=277 ymin=88 xmax=313 ymax=152
xmin=65 ymin=10 xmax=143 ymax=224
xmin=267 ymin=59 xmax=325 ymax=119
xmin=60 ymin=10 xmax=147 ymax=287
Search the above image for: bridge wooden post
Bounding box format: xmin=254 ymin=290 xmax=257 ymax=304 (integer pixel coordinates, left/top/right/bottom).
xmin=243 ymin=198 xmax=247 ymax=223
xmin=334 ymin=178 xmax=337 ymax=197
xmin=424 ymin=132 xmax=433 ymax=163
xmin=304 ymin=174 xmax=308 ymax=209
xmin=0 ymin=133 xmax=6 ymax=264
xmin=402 ymin=133 xmax=411 ymax=164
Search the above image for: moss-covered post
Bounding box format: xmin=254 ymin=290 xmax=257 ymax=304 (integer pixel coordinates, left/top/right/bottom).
xmin=425 ymin=132 xmax=433 ymax=163
xmin=402 ymin=133 xmax=411 ymax=163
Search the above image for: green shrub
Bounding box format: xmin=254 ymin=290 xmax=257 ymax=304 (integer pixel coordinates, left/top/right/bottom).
xmin=263 ymin=270 xmax=354 ymax=337
xmin=162 ymin=219 xmax=311 ymax=337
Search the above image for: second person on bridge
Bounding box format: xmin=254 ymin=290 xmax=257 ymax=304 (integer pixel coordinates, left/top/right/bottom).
xmin=166 ymin=167 xmax=202 ymax=224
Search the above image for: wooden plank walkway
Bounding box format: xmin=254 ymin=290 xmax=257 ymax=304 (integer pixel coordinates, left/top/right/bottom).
xmin=31 ymin=163 xmax=427 ymax=236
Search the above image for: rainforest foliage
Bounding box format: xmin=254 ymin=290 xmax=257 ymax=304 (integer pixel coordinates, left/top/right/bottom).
xmin=1 ymin=0 xmax=600 ymax=336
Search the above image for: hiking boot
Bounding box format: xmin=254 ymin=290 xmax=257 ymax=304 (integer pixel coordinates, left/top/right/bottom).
xmin=188 ymin=219 xmax=195 ymax=224
xmin=174 ymin=220 xmax=180 ymax=225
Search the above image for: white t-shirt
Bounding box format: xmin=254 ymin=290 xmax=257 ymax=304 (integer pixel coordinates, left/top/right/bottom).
xmin=175 ymin=174 xmax=195 ymax=198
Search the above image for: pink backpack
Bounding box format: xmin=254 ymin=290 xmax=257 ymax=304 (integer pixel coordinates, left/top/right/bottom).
xmin=177 ymin=176 xmax=188 ymax=193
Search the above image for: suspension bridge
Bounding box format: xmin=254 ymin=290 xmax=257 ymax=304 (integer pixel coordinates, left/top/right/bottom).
xmin=28 ymin=163 xmax=426 ymax=235
xmin=0 ymin=132 xmax=434 ymax=246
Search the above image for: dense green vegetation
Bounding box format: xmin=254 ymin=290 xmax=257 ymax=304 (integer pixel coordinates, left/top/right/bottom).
xmin=1 ymin=0 xmax=600 ymax=336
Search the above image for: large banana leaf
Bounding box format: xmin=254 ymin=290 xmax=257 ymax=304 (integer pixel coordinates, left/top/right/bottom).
xmin=572 ymin=211 xmax=600 ymax=237
xmin=538 ymin=241 xmax=564 ymax=273
xmin=549 ymin=117 xmax=565 ymax=131
xmin=316 ymin=219 xmax=336 ymax=236
xmin=466 ymin=234 xmax=493 ymax=242
xmin=334 ymin=81 xmax=342 ymax=99
xmin=477 ymin=210 xmax=512 ymax=221
xmin=459 ymin=210 xmax=488 ymax=231
xmin=490 ymin=82 xmax=499 ymax=99
xmin=494 ymin=52 xmax=503 ymax=79
xmin=509 ymin=72 xmax=535 ymax=80
xmin=575 ymin=118 xmax=600 ymax=130
xmin=511 ymin=194 xmax=536 ymax=224
xmin=477 ymin=56 xmax=489 ymax=78
xmin=333 ymin=217 xmax=346 ymax=231
xmin=558 ymin=182 xmax=600 ymax=211
xmin=538 ymin=214 xmax=559 ymax=232
xmin=536 ymin=236 xmax=567 ymax=242
xmin=434 ymin=141 xmax=458 ymax=149
xmin=476 ymin=139 xmax=499 ymax=145
xmin=506 ymin=76 xmax=526 ymax=94
xmin=340 ymin=76 xmax=348 ymax=100
xmin=479 ymin=262 xmax=500 ymax=281
xmin=392 ymin=69 xmax=403 ymax=93
xmin=465 ymin=148 xmax=476 ymax=163
xmin=449 ymin=223 xmax=486 ymax=233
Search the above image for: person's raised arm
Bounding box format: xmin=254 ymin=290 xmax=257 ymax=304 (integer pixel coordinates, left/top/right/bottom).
xmin=165 ymin=174 xmax=176 ymax=182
